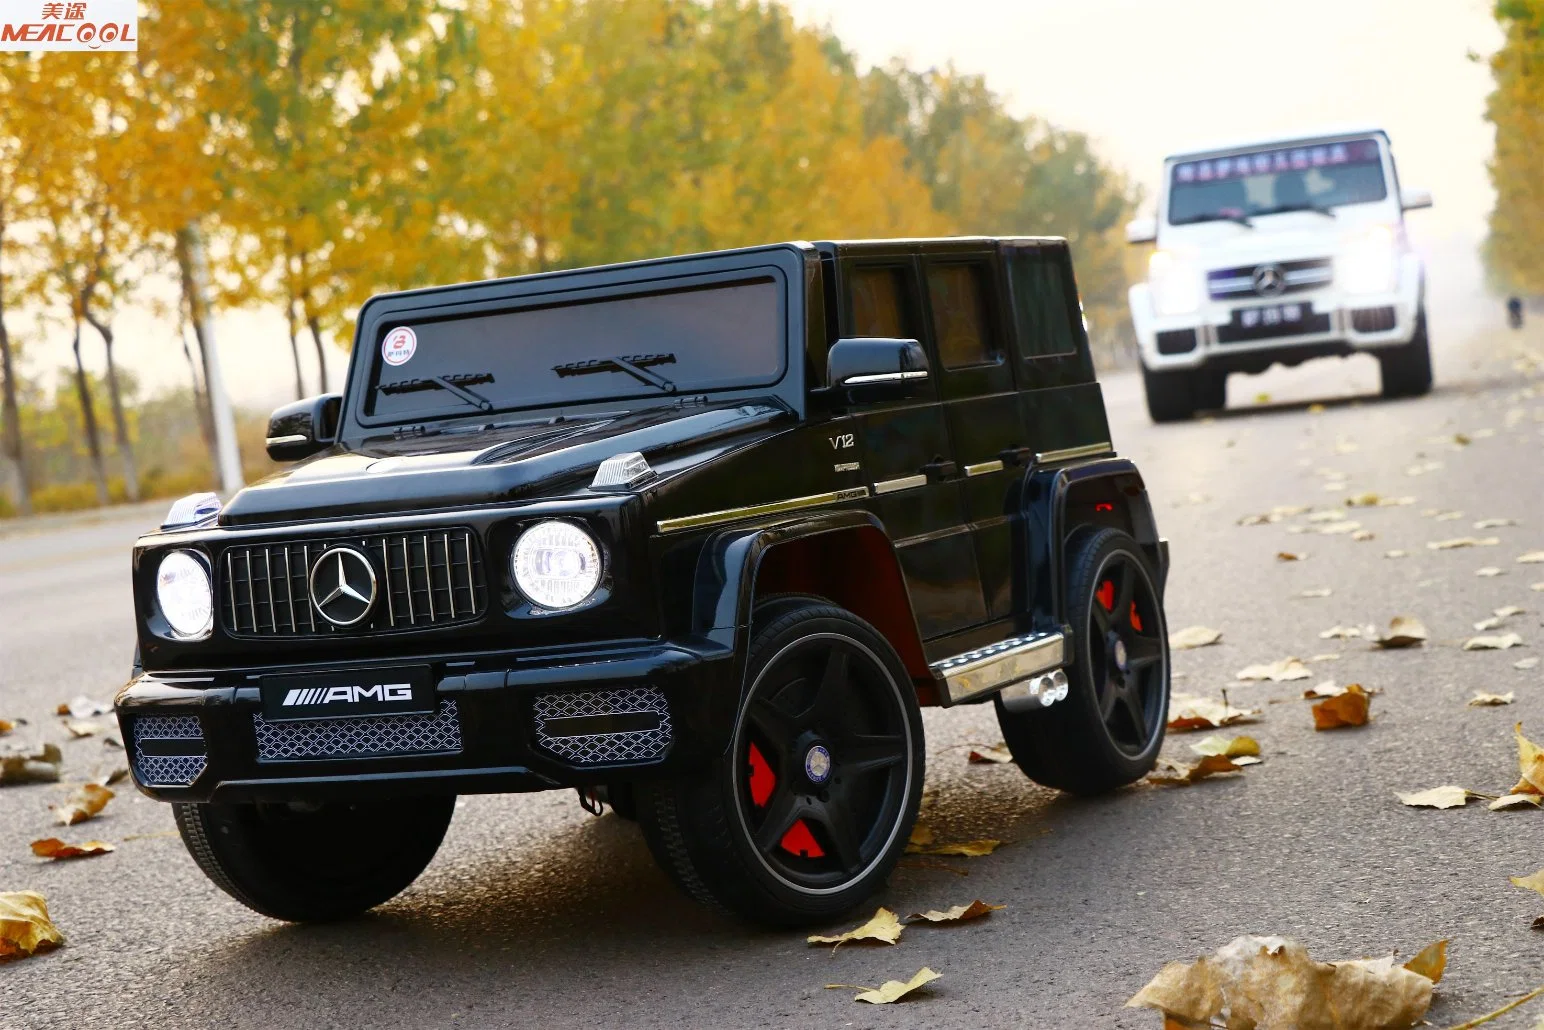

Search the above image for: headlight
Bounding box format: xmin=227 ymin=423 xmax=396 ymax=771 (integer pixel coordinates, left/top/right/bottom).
xmin=156 ymin=550 xmax=213 ymax=640
xmin=512 ymin=520 xmax=602 ymax=610
xmin=1148 ymin=250 xmax=1203 ymax=316
xmin=1341 ymin=225 xmax=1399 ymax=294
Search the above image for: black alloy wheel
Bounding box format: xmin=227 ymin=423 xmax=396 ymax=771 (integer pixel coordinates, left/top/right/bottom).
xmin=995 ymin=527 xmax=1170 ymax=794
xmin=637 ymin=602 xmax=923 ymax=926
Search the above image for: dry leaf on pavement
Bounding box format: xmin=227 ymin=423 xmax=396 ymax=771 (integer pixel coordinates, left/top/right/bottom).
xmin=1308 ymin=509 xmax=1347 ymax=523
xmin=30 ymin=838 xmax=114 ymax=860
xmin=1464 ymin=633 xmax=1525 ymax=651
xmin=0 ymin=743 xmax=62 ymax=786
xmin=827 ymin=967 xmax=940 ymax=1005
xmin=1147 ymin=755 xmax=1248 ymax=786
xmin=1477 ymin=566 xmax=1505 ymax=577
xmin=967 ymin=744 xmax=1012 ymax=764
xmin=1169 ymin=626 xmax=1223 ymax=650
xmin=1475 ymin=518 xmax=1518 ymax=529
xmin=1489 ymin=793 xmax=1542 ymax=811
xmin=1125 ymin=936 xmax=1434 ymax=1029
xmin=51 ymin=783 xmax=113 ymax=826
xmin=1517 ymin=551 xmax=1544 ymax=564
xmin=1298 ymin=588 xmax=1333 ymax=598
xmin=1277 ymin=551 xmax=1306 ymax=562
xmin=1428 ymin=536 xmax=1501 ymax=550
xmin=1168 ymin=693 xmax=1261 ymax=730
xmin=1516 ymin=657 xmax=1541 ymax=670
xmin=1370 ymin=616 xmax=1427 ymax=649
xmin=1512 ymin=868 xmax=1544 ymax=898
xmin=1512 ymin=724 xmax=1544 ymax=796
xmin=1402 ymin=939 xmax=1448 ymax=983
xmin=1319 ymin=625 xmax=1363 ymax=640
xmin=1189 ymin=735 xmax=1260 ymax=759
xmin=905 ymin=901 xmax=1003 ymax=924
xmin=0 ymin=719 xmax=13 ymax=735
xmin=1317 ymin=520 xmax=1362 ymax=535
xmin=55 ymin=696 xmax=111 ymax=719
xmin=1470 ymin=692 xmax=1516 ymax=706
xmin=62 ymin=720 xmax=101 ymax=739
xmin=1303 ymin=680 xmax=1345 ymax=699
xmin=1397 ymin=785 xmax=1475 ymax=809
xmin=1495 ymin=605 xmax=1526 ymax=618
xmin=1312 ymin=684 xmax=1370 ymax=730
xmin=1384 ymin=549 xmax=1408 ymax=559
xmin=808 ymin=907 xmax=903 ymax=948
xmin=1236 ymin=657 xmax=1313 ymax=682
xmin=1351 ymin=530 xmax=1376 ymax=541
xmin=908 ymin=839 xmax=1001 ymax=857
xmin=0 ymin=890 xmax=63 ymax=960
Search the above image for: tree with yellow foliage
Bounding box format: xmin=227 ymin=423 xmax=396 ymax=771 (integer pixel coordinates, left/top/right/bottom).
xmin=1485 ymin=0 xmax=1544 ymax=294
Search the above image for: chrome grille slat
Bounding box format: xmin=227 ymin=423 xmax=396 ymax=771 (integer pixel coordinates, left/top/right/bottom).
xmin=253 ymin=699 xmax=462 ymax=762
xmin=219 ymin=529 xmax=485 ymax=637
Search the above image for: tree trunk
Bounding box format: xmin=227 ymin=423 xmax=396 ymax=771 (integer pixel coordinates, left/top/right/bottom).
xmin=0 ymin=207 xmax=31 ymax=514
xmin=70 ymin=318 xmax=110 ymax=507
xmin=179 ymin=301 xmax=214 ymax=454
xmin=81 ymin=301 xmax=138 ymax=502
xmin=307 ymin=309 xmax=328 ymax=392
xmin=174 ymin=228 xmax=218 ymax=458
xmin=286 ymin=293 xmax=305 ymax=399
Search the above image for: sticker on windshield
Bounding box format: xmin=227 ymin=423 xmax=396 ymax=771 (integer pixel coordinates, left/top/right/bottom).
xmin=382 ymin=326 xmax=417 ymax=366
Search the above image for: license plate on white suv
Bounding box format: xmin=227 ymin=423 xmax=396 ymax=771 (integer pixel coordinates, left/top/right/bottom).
xmin=1237 ymin=303 xmax=1306 ymax=328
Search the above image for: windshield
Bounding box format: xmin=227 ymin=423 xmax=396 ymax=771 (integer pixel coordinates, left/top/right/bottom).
xmin=363 ymin=275 xmax=785 ymax=421
xmin=1167 ymin=137 xmax=1387 ymax=225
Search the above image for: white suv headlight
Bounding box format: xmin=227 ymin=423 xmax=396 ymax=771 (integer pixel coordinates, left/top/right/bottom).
xmin=156 ymin=550 xmax=213 ymax=639
xmin=1341 ymin=225 xmax=1399 ymax=294
xmin=1148 ymin=250 xmax=1203 ymax=316
xmin=512 ymin=520 xmax=602 ymax=610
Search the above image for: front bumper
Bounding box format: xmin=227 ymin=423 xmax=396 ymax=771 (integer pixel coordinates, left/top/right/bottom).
xmin=1130 ymin=252 xmax=1423 ymax=372
xmin=115 ymin=640 xmax=738 ymax=804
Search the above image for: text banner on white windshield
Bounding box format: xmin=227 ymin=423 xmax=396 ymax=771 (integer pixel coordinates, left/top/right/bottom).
xmin=1175 ymin=139 xmax=1381 ymax=184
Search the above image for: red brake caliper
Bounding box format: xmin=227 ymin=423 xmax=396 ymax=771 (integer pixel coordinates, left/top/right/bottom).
xmin=747 ymin=742 xmax=825 ymax=859
xmin=1096 ymin=580 xmax=1115 ymax=611
xmin=1129 ymin=603 xmax=1144 ymax=632
xmin=747 ymin=742 xmax=775 ymax=807
xmin=780 ymin=820 xmax=824 ymax=859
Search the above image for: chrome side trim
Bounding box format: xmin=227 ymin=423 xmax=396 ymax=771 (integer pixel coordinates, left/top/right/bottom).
xmin=930 ymin=631 xmax=1065 ymax=705
xmin=843 ymin=370 xmax=929 ymax=385
xmin=873 ymin=474 xmax=928 ymax=495
xmin=265 ymin=434 xmax=308 ymax=447
xmin=656 ymin=486 xmax=870 ymax=535
xmin=1035 ymin=441 xmax=1113 ymax=465
xmin=964 ymin=459 xmax=1004 ymax=477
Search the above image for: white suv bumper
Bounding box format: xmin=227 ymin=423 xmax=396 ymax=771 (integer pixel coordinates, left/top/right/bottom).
xmin=1131 ymin=252 xmax=1424 ymax=371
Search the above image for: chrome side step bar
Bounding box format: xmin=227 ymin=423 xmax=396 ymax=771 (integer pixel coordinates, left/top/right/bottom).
xmin=930 ymin=631 xmax=1066 ymax=706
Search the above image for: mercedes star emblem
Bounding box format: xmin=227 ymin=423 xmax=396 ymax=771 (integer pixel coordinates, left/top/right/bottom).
xmin=309 ymin=546 xmax=378 ymax=626
xmin=1252 ymin=263 xmax=1286 ymax=297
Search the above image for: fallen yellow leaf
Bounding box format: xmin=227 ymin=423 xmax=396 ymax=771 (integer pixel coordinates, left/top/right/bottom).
xmin=1298 ymin=588 xmax=1334 ymax=598
xmin=1511 ymin=868 xmax=1544 ymax=898
xmin=808 ymin=908 xmax=903 ymax=948
xmin=1516 ymin=657 xmax=1541 ymax=670
xmin=1236 ymin=657 xmax=1312 ymax=682
xmin=1169 ymin=625 xmax=1222 ymax=650
xmin=1188 ymin=735 xmax=1260 ymax=759
xmin=966 ymin=744 xmax=1012 ymax=764
xmin=1489 ymin=793 xmax=1541 ymax=811
xmin=0 ymin=890 xmax=63 ymax=959
xmin=0 ymin=743 xmax=61 ymax=785
xmin=1370 ymin=615 xmax=1428 ymax=649
xmin=0 ymin=719 xmax=13 ymax=735
xmin=1469 ymin=691 xmax=1516 ymax=707
xmin=905 ymin=900 xmax=1003 ymax=924
xmin=1517 ymin=551 xmax=1544 ymax=564
xmin=1303 ymin=680 xmax=1345 ymax=699
xmin=52 ymin=783 xmax=114 ymax=826
xmin=1397 ymin=786 xmax=1473 ymax=809
xmin=827 ymin=967 xmax=941 ymax=1005
xmin=1277 ymin=551 xmax=1306 ymax=562
xmin=62 ymin=720 xmax=101 ymax=739
xmin=1428 ymin=536 xmax=1500 ymax=550
xmin=1126 ymin=936 xmax=1432 ymax=1028
xmin=1477 ymin=566 xmax=1505 ymax=578
xmin=1167 ymin=693 xmax=1261 ymax=731
xmin=1147 ymin=755 xmax=1246 ymax=786
xmin=30 ymin=838 xmax=114 ymax=860
xmin=1512 ymin=723 xmax=1544 ymax=795
xmin=1464 ymin=633 xmax=1525 ymax=651
xmin=1319 ymin=625 xmax=1363 ymax=640
xmin=1312 ymin=684 xmax=1370 ymax=730
xmin=1402 ymin=939 xmax=1448 ymax=983
xmin=906 ymin=839 xmax=1002 ymax=857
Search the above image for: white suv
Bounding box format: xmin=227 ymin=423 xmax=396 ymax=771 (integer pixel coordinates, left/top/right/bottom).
xmin=1126 ymin=127 xmax=1433 ymax=421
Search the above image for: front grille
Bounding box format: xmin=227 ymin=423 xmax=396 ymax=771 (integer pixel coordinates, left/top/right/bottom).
xmin=253 ymin=699 xmax=463 ymax=762
xmin=1351 ymin=306 xmax=1397 ymax=332
xmin=1208 ymin=258 xmax=1332 ymax=300
xmin=1156 ymin=329 xmax=1197 ymax=355
xmin=131 ymin=714 xmax=207 ymax=786
xmin=533 ymin=686 xmax=672 ymax=766
xmin=222 ymin=529 xmax=486 ymax=637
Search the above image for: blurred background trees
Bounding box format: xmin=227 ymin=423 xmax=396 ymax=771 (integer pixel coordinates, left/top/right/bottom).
xmin=0 ymin=0 xmax=1140 ymax=516
xmin=1485 ymin=0 xmax=1544 ymax=297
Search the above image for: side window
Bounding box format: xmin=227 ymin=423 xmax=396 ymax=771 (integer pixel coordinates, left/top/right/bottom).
xmin=847 ymin=265 xmax=912 ymax=338
xmin=925 ymin=263 xmax=997 ymax=369
xmin=1008 ymin=248 xmax=1079 ymax=359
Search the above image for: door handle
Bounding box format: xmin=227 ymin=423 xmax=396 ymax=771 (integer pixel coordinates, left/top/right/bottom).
xmin=998 ymin=445 xmax=1034 ymax=467
xmin=919 ymin=458 xmax=958 ymax=482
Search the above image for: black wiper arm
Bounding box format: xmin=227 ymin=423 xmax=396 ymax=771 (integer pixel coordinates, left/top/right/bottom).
xmin=1176 ymin=212 xmax=1253 ymax=228
xmin=553 ymin=352 xmax=677 ymax=393
xmin=379 ymin=372 xmax=496 ymax=411
xmin=1257 ymin=204 xmax=1337 ymax=220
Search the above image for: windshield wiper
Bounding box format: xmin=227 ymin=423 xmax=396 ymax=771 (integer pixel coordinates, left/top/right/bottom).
xmin=553 ymin=352 xmax=678 ymax=394
xmin=1174 ymin=212 xmax=1253 ymax=228
xmin=379 ymin=372 xmax=496 ymax=411
xmin=1255 ymin=203 xmax=1337 ymax=220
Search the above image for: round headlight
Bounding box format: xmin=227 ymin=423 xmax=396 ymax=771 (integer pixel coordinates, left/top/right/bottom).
xmin=512 ymin=521 xmax=602 ymax=610
xmin=156 ymin=550 xmax=213 ymax=639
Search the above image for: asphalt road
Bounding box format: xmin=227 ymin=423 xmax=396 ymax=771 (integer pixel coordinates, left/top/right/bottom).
xmin=4 ymin=333 xmax=1544 ymax=1029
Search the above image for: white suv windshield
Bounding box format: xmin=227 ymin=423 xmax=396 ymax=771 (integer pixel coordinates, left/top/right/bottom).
xmin=1167 ymin=137 xmax=1387 ymax=225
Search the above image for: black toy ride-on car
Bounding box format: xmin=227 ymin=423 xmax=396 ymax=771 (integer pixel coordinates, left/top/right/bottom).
xmin=119 ymin=237 xmax=1171 ymax=926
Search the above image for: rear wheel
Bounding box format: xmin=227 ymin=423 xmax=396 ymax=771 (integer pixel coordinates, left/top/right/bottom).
xmin=637 ymin=602 xmax=923 ymax=926
xmin=996 ymin=527 xmax=1170 ymax=794
xmin=173 ymin=795 xmax=454 ymax=922
xmin=1379 ymin=310 xmax=1433 ymax=398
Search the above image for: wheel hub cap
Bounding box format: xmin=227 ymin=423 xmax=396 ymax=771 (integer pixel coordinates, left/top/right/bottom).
xmin=1112 ymin=637 xmax=1129 ymax=673
xmin=804 ymin=744 xmax=833 ymax=785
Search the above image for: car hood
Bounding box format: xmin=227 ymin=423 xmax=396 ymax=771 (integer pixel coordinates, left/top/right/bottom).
xmin=218 ymin=401 xmax=792 ymax=527
xmin=1158 ymin=205 xmax=1399 ymax=268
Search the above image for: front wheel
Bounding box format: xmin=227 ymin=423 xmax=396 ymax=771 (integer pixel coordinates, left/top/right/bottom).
xmin=996 ymin=527 xmax=1170 ymax=795
xmin=1379 ymin=310 xmax=1433 ymax=398
xmin=637 ymin=602 xmax=924 ymax=926
xmin=173 ymin=795 xmax=455 ymax=922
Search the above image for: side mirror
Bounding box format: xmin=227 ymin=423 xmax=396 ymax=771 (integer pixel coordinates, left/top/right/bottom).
xmin=819 ymin=337 xmax=929 ymax=405
xmin=1125 ymin=217 xmax=1158 ymax=245
xmin=1400 ymin=187 xmax=1433 ymax=211
xmin=266 ymin=393 xmax=341 ymax=462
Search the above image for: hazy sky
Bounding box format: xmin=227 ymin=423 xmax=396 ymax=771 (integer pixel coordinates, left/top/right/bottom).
xmin=29 ymin=0 xmax=1507 ymax=411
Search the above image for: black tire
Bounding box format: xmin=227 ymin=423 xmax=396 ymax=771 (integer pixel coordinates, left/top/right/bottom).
xmin=597 ymin=783 xmax=638 ymax=821
xmin=995 ymin=527 xmax=1170 ymax=795
xmin=1379 ymin=310 xmax=1433 ymax=399
xmin=1192 ymin=369 xmax=1228 ymax=413
xmin=636 ymin=602 xmax=923 ymax=927
xmin=1143 ymin=366 xmax=1198 ymax=422
xmin=173 ymin=795 xmax=455 ymax=922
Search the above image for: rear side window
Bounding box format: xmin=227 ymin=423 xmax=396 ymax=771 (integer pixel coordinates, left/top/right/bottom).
xmin=1008 ymin=249 xmax=1079 ymax=359
xmin=847 ymin=265 xmax=912 ymax=338
xmin=926 ymin=263 xmax=997 ymax=369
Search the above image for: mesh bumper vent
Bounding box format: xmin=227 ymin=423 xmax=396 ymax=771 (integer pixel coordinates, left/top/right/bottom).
xmin=533 ymin=686 xmax=672 ymax=766
xmin=253 ymin=699 xmax=463 ymax=763
xmin=132 ymin=714 xmax=207 ymax=786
